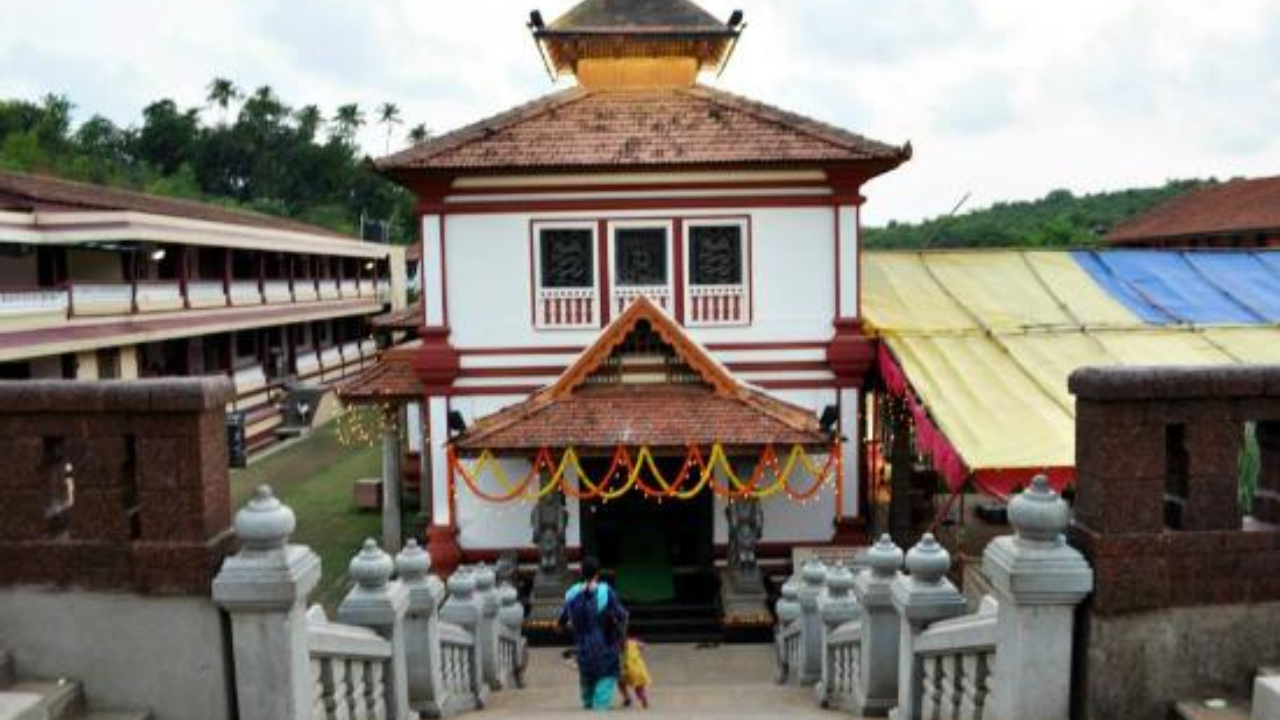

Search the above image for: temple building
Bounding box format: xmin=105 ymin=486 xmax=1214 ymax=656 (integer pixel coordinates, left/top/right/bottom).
xmin=0 ymin=169 xmax=407 ymax=455
xmin=351 ymin=0 xmax=910 ymax=629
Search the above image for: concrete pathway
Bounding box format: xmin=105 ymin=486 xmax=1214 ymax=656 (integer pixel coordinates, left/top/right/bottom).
xmin=481 ymin=644 xmax=853 ymax=719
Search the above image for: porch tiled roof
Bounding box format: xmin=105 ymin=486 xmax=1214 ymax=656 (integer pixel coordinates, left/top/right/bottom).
xmin=453 ymin=297 xmax=829 ymax=450
xmin=375 ymin=85 xmax=909 ymax=173
xmin=336 ymin=343 xmax=422 ymax=402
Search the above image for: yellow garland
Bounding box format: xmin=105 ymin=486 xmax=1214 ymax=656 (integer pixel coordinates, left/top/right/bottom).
xmin=453 ymin=442 xmax=839 ymax=502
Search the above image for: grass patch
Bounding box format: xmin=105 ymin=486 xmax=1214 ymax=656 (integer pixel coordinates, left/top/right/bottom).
xmin=230 ymin=422 xmax=383 ymax=609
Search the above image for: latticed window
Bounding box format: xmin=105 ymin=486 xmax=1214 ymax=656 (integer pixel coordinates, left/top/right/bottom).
xmin=539 ymin=229 xmax=594 ymax=288
xmin=689 ymin=225 xmax=743 ymax=286
xmin=615 ymin=228 xmax=668 ymax=286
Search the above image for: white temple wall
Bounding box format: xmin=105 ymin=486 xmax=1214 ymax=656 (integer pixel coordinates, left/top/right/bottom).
xmin=441 ymin=205 xmax=837 ymax=350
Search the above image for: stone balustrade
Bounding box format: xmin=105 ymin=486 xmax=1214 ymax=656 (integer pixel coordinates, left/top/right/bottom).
xmin=809 ymin=476 xmax=1092 ymax=720
xmin=214 ymin=486 xmax=519 ymax=720
xmin=820 ymin=535 xmax=903 ymax=716
xmin=774 ymin=560 xmax=828 ymax=685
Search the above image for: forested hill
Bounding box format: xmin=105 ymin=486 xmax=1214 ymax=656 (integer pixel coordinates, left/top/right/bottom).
xmin=0 ymin=83 xmax=425 ymax=243
xmin=863 ymin=179 xmax=1214 ymax=249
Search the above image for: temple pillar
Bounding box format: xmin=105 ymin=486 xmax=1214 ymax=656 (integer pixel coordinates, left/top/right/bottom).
xmin=827 ymin=176 xmax=874 ymax=545
xmin=411 ymin=181 xmax=463 ymax=575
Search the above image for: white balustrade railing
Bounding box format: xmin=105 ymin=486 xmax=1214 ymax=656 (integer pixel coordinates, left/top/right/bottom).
xmin=320 ymin=346 xmax=344 ymax=382
xmin=295 ymin=281 xmax=320 ymax=302
xmin=0 ymin=287 xmax=68 ymax=317
xmin=319 ymin=281 xmax=342 ymax=301
xmin=134 ymin=281 xmax=183 ymax=312
xmin=536 ymin=287 xmax=597 ymax=329
xmin=69 ymin=283 xmax=133 ymax=316
xmin=297 ymin=350 xmax=322 ymax=380
xmin=688 ymin=284 xmax=748 ymax=326
xmin=612 ymin=285 xmax=671 ymax=316
xmin=307 ymin=606 xmax=394 ymax=720
xmin=911 ymin=598 xmax=998 ymax=720
xmin=228 ymin=280 xmax=262 ymax=306
xmin=263 ymin=279 xmax=293 ymax=304
xmin=776 ymin=621 xmax=804 ymax=685
xmin=439 ymin=622 xmax=484 ymax=714
xmin=376 ymin=284 xmax=390 ymax=303
xmin=186 ymin=280 xmax=226 ymax=309
xmin=822 ymin=622 xmax=864 ymax=711
xmin=340 ymin=279 xmax=360 ymax=298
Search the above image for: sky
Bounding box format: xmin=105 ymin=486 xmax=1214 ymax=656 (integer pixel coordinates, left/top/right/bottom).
xmin=2 ymin=0 xmax=1278 ymax=225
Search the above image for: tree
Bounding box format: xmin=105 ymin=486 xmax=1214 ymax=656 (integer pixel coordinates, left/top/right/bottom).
xmin=407 ymin=123 xmax=431 ymax=145
xmin=332 ymin=103 xmax=365 ymax=145
xmin=206 ymin=78 xmax=240 ymax=124
xmin=376 ymin=102 xmax=402 ymax=155
xmin=134 ymin=99 xmax=200 ymax=175
xmin=294 ymin=105 xmax=324 ymax=142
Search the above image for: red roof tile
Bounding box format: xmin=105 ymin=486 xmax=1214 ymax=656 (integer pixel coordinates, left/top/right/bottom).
xmin=337 ymin=344 xmax=422 ymax=402
xmin=375 ymin=85 xmax=908 ymax=174
xmin=370 ymin=306 xmax=422 ymax=330
xmin=1107 ymin=176 xmax=1280 ymax=244
xmin=0 ymin=169 xmax=355 ymax=239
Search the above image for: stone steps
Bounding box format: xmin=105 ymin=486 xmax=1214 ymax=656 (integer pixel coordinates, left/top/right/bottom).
xmin=0 ymin=653 xmax=149 ymax=720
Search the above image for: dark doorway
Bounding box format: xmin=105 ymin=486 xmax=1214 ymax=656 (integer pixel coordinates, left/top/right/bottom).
xmin=580 ymin=456 xmax=716 ymax=607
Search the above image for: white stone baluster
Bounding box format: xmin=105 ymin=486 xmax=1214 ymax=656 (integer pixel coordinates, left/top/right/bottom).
xmin=396 ymin=539 xmax=447 ymax=716
xmin=890 ymin=535 xmax=967 ymax=720
xmin=856 ymin=534 xmax=906 ymax=716
xmin=983 ymin=476 xmax=1094 ymax=720
xmin=213 ymin=486 xmax=321 ymax=720
xmin=338 ymin=539 xmax=411 ymax=720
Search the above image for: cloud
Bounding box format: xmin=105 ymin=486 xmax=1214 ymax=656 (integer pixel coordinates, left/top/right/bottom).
xmin=0 ymin=0 xmax=1277 ymax=224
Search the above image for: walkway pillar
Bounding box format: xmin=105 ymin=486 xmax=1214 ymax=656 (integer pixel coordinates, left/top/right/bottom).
xmin=381 ymin=407 xmax=403 ymax=553
xmin=853 ymin=534 xmax=904 ymax=716
xmin=984 ymin=476 xmax=1093 ymax=720
xmin=889 ymin=534 xmax=966 ymax=720
xmin=213 ymin=486 xmax=320 ymax=720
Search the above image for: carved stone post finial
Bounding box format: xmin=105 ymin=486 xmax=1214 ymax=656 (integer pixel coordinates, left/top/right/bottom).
xmin=339 ymin=538 xmax=411 ymax=720
xmin=984 ymin=475 xmax=1093 ymax=720
xmin=235 ymin=485 xmax=296 ymax=552
xmin=396 ymin=538 xmax=447 ymax=715
xmin=852 ymin=534 xmax=904 ymax=716
xmin=890 ymin=534 xmax=966 ymax=720
xmin=213 ymin=486 xmax=320 ymax=720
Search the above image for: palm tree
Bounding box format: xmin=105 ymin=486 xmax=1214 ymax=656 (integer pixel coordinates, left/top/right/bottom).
xmin=332 ymin=103 xmax=365 ymax=144
xmin=376 ymin=102 xmax=403 ymax=154
xmin=294 ymin=104 xmax=324 ymax=141
xmin=206 ymin=78 xmax=240 ymax=125
xmin=407 ymin=123 xmax=432 ymax=145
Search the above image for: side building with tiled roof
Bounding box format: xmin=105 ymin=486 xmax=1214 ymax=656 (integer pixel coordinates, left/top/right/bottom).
xmin=1106 ymin=175 xmax=1280 ymax=248
xmin=0 ymin=169 xmax=408 ymax=455
xmin=352 ymin=0 xmax=910 ymax=622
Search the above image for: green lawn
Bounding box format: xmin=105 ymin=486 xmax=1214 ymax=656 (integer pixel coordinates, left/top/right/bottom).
xmin=230 ymin=422 xmax=383 ymax=609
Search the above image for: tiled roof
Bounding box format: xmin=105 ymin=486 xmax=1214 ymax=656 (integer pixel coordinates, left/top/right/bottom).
xmin=375 ymin=85 xmax=908 ymax=173
xmin=336 ymin=344 xmax=422 ymax=402
xmin=1107 ymin=177 xmax=1280 ymax=243
xmin=454 ymin=384 xmax=826 ymax=449
xmin=454 ymin=296 xmax=829 ymax=450
xmin=547 ymin=0 xmax=732 ymax=35
xmin=0 ymin=169 xmax=354 ymax=239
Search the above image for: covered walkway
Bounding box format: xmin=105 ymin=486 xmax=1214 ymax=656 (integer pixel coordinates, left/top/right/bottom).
xmin=862 ymin=249 xmax=1280 ymax=496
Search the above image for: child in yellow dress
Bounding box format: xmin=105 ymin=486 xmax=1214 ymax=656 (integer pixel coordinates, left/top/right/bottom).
xmin=619 ymin=630 xmax=651 ymax=709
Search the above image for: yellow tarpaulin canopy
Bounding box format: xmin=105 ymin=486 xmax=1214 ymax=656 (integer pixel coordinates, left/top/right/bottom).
xmin=862 ymin=250 xmax=1280 ymax=491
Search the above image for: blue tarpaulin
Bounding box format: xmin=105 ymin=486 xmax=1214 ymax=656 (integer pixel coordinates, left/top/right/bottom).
xmin=1073 ymin=250 xmax=1280 ymax=324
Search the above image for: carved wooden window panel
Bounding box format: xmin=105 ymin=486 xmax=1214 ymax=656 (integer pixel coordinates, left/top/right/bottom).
xmin=614 ymin=228 xmax=669 ymax=286
xmin=539 ymin=229 xmax=595 ymax=289
xmin=689 ymin=225 xmax=744 ymax=286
